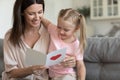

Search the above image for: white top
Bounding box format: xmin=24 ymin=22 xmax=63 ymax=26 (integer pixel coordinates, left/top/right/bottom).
xmin=2 ymin=25 xmax=50 ymax=80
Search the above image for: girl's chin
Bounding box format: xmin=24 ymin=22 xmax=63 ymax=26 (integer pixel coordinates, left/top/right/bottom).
xmin=59 ymin=35 xmax=67 ymax=40
xmin=61 ymin=37 xmax=66 ymax=40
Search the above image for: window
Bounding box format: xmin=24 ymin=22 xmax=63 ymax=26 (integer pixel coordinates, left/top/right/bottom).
xmin=91 ymin=0 xmax=120 ymax=19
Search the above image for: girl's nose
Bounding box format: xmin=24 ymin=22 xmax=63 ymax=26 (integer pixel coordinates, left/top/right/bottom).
xmin=60 ymin=30 xmax=64 ymax=34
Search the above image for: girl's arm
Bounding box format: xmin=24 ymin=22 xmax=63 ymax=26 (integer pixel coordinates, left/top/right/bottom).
xmin=41 ymin=17 xmax=52 ymax=29
xmin=76 ymin=60 xmax=86 ymax=80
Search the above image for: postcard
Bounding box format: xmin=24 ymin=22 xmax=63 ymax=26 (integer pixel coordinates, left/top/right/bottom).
xmin=25 ymin=48 xmax=66 ymax=67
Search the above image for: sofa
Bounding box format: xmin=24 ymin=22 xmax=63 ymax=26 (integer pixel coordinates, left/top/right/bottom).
xmin=1 ymin=37 xmax=120 ymax=80
xmin=84 ymin=37 xmax=120 ymax=80
xmin=0 ymin=39 xmax=4 ymax=80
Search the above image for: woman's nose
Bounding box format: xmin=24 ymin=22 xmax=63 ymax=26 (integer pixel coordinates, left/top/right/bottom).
xmin=35 ymin=13 xmax=39 ymax=19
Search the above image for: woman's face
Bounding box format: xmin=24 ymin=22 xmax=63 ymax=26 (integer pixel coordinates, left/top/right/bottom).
xmin=23 ymin=4 xmax=43 ymax=28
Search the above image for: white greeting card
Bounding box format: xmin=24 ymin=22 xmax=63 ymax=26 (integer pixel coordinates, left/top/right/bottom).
xmin=25 ymin=48 xmax=66 ymax=67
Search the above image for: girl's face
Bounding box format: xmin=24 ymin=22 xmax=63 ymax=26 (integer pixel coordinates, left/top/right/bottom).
xmin=57 ymin=18 xmax=76 ymax=41
xmin=23 ymin=4 xmax=43 ymax=28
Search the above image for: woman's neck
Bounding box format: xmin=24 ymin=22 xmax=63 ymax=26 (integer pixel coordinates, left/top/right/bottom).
xmin=23 ymin=26 xmax=41 ymax=48
xmin=25 ymin=26 xmax=40 ymax=34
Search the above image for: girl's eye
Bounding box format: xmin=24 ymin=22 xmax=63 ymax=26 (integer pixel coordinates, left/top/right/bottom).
xmin=58 ymin=26 xmax=61 ymax=29
xmin=64 ymin=29 xmax=69 ymax=32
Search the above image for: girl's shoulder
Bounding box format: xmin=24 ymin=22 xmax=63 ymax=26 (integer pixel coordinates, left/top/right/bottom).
xmin=48 ymin=23 xmax=57 ymax=30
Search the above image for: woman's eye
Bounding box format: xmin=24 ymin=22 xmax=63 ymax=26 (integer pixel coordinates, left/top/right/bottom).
xmin=28 ymin=13 xmax=34 ymax=15
xmin=64 ymin=29 xmax=69 ymax=32
xmin=38 ymin=11 xmax=43 ymax=14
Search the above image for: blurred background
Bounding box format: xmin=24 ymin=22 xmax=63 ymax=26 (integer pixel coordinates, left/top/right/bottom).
xmin=0 ymin=0 xmax=120 ymax=38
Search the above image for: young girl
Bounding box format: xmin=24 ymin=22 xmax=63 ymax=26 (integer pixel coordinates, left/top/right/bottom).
xmin=41 ymin=8 xmax=86 ymax=80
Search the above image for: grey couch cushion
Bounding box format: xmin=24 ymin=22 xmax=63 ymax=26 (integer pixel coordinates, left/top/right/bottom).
xmin=0 ymin=39 xmax=4 ymax=78
xmin=84 ymin=37 xmax=120 ymax=80
xmin=0 ymin=39 xmax=3 ymax=57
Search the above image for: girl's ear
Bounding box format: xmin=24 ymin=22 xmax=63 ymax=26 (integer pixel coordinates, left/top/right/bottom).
xmin=75 ymin=25 xmax=80 ymax=31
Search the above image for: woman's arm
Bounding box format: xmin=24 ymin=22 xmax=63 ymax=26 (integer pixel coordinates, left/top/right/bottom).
xmin=8 ymin=65 xmax=46 ymax=78
xmin=8 ymin=66 xmax=33 ymax=78
xmin=76 ymin=60 xmax=86 ymax=80
xmin=4 ymin=32 xmax=47 ymax=78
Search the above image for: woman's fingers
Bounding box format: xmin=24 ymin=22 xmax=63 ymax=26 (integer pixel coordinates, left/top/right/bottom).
xmin=31 ymin=65 xmax=46 ymax=75
xmin=31 ymin=65 xmax=46 ymax=72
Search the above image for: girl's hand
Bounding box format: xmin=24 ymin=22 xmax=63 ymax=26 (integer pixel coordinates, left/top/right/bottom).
xmin=61 ymin=55 xmax=76 ymax=68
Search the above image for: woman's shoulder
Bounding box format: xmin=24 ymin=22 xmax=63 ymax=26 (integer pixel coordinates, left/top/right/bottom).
xmin=4 ymin=29 xmax=12 ymax=40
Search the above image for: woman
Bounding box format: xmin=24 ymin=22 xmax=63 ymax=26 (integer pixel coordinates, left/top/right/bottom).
xmin=2 ymin=0 xmax=76 ymax=80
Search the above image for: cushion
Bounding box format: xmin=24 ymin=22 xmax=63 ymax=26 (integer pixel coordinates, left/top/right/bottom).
xmin=0 ymin=39 xmax=4 ymax=77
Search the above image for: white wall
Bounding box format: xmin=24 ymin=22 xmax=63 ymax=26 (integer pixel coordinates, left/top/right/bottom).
xmin=0 ymin=0 xmax=15 ymax=38
xmin=1 ymin=0 xmax=96 ymax=38
xmin=73 ymin=0 xmax=120 ymax=37
xmin=73 ymin=0 xmax=90 ymax=9
xmin=91 ymin=19 xmax=120 ymax=35
xmin=0 ymin=0 xmax=96 ymax=38
xmin=2 ymin=0 xmax=97 ymax=38
xmin=45 ymin=0 xmax=73 ymax=24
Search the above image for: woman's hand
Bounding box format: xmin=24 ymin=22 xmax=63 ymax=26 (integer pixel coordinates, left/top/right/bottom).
xmin=31 ymin=65 xmax=47 ymax=75
xmin=61 ymin=55 xmax=76 ymax=68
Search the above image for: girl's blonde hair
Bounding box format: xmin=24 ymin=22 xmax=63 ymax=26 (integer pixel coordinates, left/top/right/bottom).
xmin=58 ymin=8 xmax=86 ymax=53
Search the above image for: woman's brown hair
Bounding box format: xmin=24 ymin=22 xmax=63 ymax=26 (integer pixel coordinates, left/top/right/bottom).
xmin=9 ymin=0 xmax=45 ymax=47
